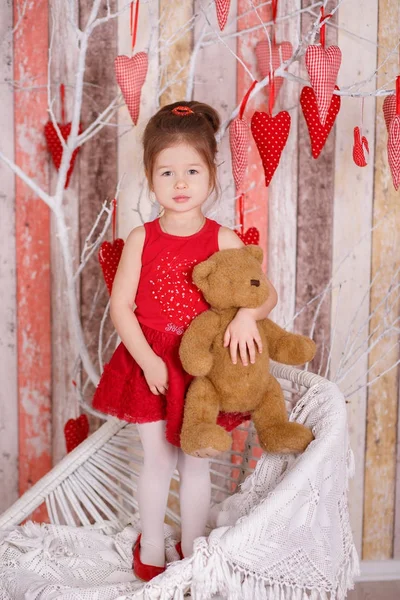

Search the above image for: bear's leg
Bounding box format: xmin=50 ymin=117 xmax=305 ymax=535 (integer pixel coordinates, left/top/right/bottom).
xmin=181 ymin=377 xmax=232 ymax=458
xmin=252 ymin=375 xmax=314 ymax=454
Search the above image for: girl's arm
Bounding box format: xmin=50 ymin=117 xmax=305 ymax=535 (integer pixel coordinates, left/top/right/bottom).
xmin=110 ymin=227 xmax=168 ymax=395
xmin=218 ymin=227 xmax=278 ymax=366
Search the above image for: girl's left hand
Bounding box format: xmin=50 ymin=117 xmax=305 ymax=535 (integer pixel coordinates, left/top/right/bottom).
xmin=223 ymin=309 xmax=263 ymax=366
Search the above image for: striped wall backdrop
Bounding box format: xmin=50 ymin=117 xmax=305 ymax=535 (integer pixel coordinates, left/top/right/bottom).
xmin=0 ymin=0 xmax=399 ymax=575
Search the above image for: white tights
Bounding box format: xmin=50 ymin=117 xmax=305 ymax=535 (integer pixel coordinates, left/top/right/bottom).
xmin=137 ymin=420 xmax=211 ymax=566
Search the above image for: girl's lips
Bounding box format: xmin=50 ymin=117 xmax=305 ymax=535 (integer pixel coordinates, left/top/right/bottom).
xmin=173 ymin=196 xmax=190 ymax=202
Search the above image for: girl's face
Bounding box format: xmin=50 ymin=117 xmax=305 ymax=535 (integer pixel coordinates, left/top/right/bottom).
xmin=151 ymin=143 xmax=211 ymax=214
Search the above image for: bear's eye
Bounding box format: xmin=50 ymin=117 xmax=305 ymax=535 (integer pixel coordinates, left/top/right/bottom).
xmin=250 ymin=279 xmax=260 ymax=287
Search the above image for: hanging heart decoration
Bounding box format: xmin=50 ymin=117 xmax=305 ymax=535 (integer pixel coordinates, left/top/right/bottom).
xmin=300 ymin=85 xmax=341 ymax=159
xmin=305 ymin=44 xmax=341 ymax=125
xmin=230 ymin=118 xmax=249 ymax=191
xmin=64 ymin=414 xmax=89 ymax=453
xmin=114 ymin=52 xmax=148 ymax=125
xmin=235 ymin=194 xmax=260 ymax=245
xmin=236 ymin=227 xmax=260 ymax=246
xmin=305 ymin=9 xmax=341 ymax=125
xmin=383 ymin=94 xmax=396 ymax=133
xmin=216 ymin=0 xmax=231 ymax=31
xmin=229 ymin=80 xmax=257 ymax=191
xmin=99 ymin=199 xmax=125 ymax=295
xmin=44 ymin=84 xmax=82 ymax=188
xmin=387 ymin=76 xmax=400 ymax=190
xmin=251 ymin=109 xmax=291 ymax=187
xmin=255 ymin=40 xmax=292 ymax=108
xmin=99 ymin=239 xmax=125 ymax=295
xmin=352 ymin=126 xmax=369 ymax=167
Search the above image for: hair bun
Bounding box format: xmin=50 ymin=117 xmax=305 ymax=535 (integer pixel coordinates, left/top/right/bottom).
xmin=191 ymin=102 xmax=220 ymax=134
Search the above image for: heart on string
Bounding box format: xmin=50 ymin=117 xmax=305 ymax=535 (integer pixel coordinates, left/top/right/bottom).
xmin=255 ymin=40 xmax=293 ymax=108
xmin=251 ymin=110 xmax=291 ymax=187
xmin=352 ymin=127 xmax=369 ymax=167
xmin=300 ymin=85 xmax=341 ymax=159
xmin=388 ymin=115 xmax=400 ymax=190
xmin=64 ymin=415 xmax=89 ymax=453
xmin=114 ymin=52 xmax=148 ymax=125
xmin=229 ymin=117 xmax=249 ymax=190
xmin=216 ymin=0 xmax=230 ymax=31
xmin=99 ymin=239 xmax=125 ymax=295
xmin=236 ymin=227 xmax=260 ymax=246
xmin=383 ymin=94 xmax=396 ymax=133
xmin=44 ymin=121 xmax=82 ymax=188
xmin=305 ymin=44 xmax=342 ymax=125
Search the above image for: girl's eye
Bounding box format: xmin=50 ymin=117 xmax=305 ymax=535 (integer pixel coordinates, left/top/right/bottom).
xmin=161 ymin=171 xmax=172 ymax=176
xmin=188 ymin=169 xmax=198 ymax=175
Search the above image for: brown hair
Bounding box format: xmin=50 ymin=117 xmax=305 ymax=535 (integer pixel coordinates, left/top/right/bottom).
xmin=143 ymin=100 xmax=221 ymax=195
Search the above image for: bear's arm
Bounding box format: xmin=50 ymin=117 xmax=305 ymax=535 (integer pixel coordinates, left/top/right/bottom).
xmin=179 ymin=310 xmax=221 ymax=376
xmin=261 ymin=318 xmax=316 ymax=365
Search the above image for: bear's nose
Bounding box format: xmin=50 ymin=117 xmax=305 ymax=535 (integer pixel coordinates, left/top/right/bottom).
xmin=250 ymin=279 xmax=260 ymax=287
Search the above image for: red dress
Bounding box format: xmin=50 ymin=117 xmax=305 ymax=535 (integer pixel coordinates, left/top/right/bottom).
xmin=92 ymin=217 xmax=247 ymax=447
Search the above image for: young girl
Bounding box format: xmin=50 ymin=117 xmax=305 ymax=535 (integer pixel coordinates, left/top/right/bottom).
xmin=92 ymin=100 xmax=277 ymax=581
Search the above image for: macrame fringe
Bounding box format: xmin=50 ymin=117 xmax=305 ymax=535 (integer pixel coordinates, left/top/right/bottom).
xmin=188 ymin=538 xmax=360 ymax=600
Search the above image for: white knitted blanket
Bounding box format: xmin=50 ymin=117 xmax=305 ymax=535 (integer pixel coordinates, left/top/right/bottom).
xmin=0 ymin=380 xmax=358 ymax=600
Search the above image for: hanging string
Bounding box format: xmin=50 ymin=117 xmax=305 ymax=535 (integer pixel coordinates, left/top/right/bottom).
xmin=239 ymin=79 xmax=258 ymax=120
xmin=271 ymin=0 xmax=278 ymax=45
xmin=112 ymin=198 xmax=117 ymax=243
xmin=319 ymin=7 xmax=332 ymax=49
xmin=268 ymin=70 xmax=275 ymax=116
xmin=130 ymin=1 xmax=140 ymax=52
xmin=238 ymin=193 xmax=245 ymax=235
xmin=396 ymin=75 xmax=400 ymax=115
xmin=60 ymin=83 xmax=66 ymax=124
xmin=237 ymin=80 xmax=257 ymax=234
xmin=360 ymin=97 xmax=364 ymax=136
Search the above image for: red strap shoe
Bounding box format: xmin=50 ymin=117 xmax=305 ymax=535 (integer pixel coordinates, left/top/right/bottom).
xmin=133 ymin=534 xmax=166 ymax=581
xmin=176 ymin=541 xmax=184 ymax=560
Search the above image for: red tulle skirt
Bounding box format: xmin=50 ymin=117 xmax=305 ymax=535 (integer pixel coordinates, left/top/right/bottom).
xmin=92 ymin=323 xmax=248 ymax=447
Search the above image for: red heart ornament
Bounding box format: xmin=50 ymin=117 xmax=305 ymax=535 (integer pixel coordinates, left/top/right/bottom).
xmin=352 ymin=126 xmax=369 ymax=167
xmin=388 ymin=115 xmax=400 ymax=190
xmin=383 ymin=94 xmax=396 ymax=133
xmin=99 ymin=238 xmax=125 ymax=295
xmin=236 ymin=227 xmax=260 ymax=246
xmin=305 ymin=44 xmax=342 ymax=125
xmin=44 ymin=121 xmax=82 ymax=188
xmin=229 ymin=117 xmax=249 ymax=191
xmin=114 ymin=52 xmax=148 ymax=125
xmin=216 ymin=0 xmax=230 ymax=31
xmin=255 ymin=40 xmax=293 ymax=108
xmin=64 ymin=415 xmax=89 ymax=453
xmin=251 ymin=110 xmax=291 ymax=187
xmin=300 ymin=85 xmax=341 ymax=159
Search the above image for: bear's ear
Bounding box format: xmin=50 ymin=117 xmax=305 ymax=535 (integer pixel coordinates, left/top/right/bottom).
xmin=245 ymin=245 xmax=263 ymax=263
xmin=192 ymin=256 xmax=217 ymax=291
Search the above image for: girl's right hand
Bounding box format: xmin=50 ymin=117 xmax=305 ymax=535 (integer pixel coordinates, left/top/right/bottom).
xmin=143 ymin=356 xmax=169 ymax=396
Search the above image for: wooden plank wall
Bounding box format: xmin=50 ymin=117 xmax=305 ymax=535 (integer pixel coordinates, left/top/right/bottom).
xmin=13 ymin=0 xmax=52 ymax=521
xmin=269 ymin=0 xmax=299 ymax=331
xmin=49 ymin=0 xmax=81 ymax=466
xmin=1 ymin=0 xmax=400 ymax=570
xmin=79 ymin=0 xmax=118 ymax=435
xmin=363 ymin=0 xmax=400 ymax=560
xmin=294 ymin=2 xmax=337 ymax=375
xmin=331 ymin=0 xmax=378 ymax=557
xmin=0 ymin=0 xmax=18 ymax=513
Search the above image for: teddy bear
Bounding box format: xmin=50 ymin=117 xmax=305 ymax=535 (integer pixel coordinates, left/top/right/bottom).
xmin=179 ymin=245 xmax=316 ymax=458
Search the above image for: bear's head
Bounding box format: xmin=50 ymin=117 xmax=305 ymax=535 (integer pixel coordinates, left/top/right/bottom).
xmin=192 ymin=246 xmax=269 ymax=310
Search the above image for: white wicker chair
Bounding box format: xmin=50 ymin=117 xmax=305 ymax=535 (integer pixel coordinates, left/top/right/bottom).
xmin=0 ymin=363 xmax=344 ymax=598
xmin=0 ymin=363 xmax=324 ymax=531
